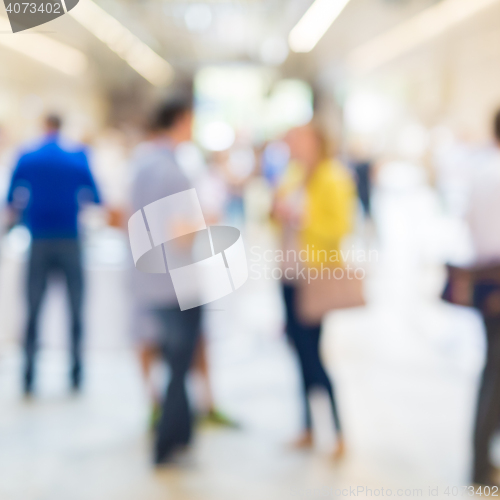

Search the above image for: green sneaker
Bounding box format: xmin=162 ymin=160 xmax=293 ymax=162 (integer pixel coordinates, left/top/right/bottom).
xmin=149 ymin=403 xmax=162 ymax=431
xmin=200 ymin=409 xmax=240 ymax=429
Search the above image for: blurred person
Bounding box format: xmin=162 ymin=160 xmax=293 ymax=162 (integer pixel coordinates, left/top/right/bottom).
xmin=6 ymin=114 xmax=101 ymax=395
xmin=130 ymin=97 xmax=202 ymax=465
xmin=348 ymin=148 xmax=372 ymax=219
xmin=191 ymin=166 xmax=239 ymax=428
xmin=261 ymin=140 xmax=290 ymax=187
xmin=191 ymin=339 xmax=239 ymax=428
xmin=468 ymin=110 xmax=500 ymax=486
xmin=273 ymin=123 xmax=356 ymax=459
xmin=210 ymin=145 xmax=254 ymax=228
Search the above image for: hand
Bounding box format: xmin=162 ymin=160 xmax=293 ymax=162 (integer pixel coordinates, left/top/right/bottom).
xmin=168 ymin=218 xmax=198 ymax=250
xmin=272 ymin=198 xmax=303 ymax=228
xmin=107 ymin=207 xmax=124 ymax=228
xmin=4 ymin=208 xmax=20 ymax=232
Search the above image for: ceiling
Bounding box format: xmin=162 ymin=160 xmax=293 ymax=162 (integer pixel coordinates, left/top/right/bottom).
xmin=5 ymin=0 xmax=500 ymax=129
xmin=30 ymin=0 xmax=447 ymax=88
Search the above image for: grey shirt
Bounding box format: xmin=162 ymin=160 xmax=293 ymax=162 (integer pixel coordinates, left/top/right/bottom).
xmin=130 ymin=140 xmax=190 ymax=308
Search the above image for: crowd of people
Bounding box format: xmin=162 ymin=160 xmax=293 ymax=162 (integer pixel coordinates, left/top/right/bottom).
xmin=4 ymin=93 xmax=500 ymax=487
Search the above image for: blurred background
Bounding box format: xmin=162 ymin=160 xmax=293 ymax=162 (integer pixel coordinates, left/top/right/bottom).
xmin=1 ymin=0 xmax=500 ymax=498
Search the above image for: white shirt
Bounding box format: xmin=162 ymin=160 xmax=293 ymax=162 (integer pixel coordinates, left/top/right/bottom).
xmin=467 ymin=148 xmax=500 ymax=264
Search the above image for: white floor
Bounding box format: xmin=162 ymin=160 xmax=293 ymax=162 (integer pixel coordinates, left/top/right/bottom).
xmin=0 ymin=166 xmax=490 ymax=499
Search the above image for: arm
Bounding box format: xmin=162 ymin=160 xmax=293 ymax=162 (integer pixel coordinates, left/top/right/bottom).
xmin=78 ymin=151 xmax=101 ymax=205
xmin=7 ymin=156 xmax=27 ymax=207
xmin=5 ymin=156 xmax=29 ymax=230
xmin=271 ymin=161 xmax=305 ymax=227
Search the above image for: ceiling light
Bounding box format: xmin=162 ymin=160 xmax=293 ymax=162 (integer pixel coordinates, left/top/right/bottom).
xmin=0 ymin=16 xmax=87 ymax=76
xmin=289 ymin=0 xmax=352 ymax=53
xmin=348 ymin=0 xmax=500 ymax=74
xmin=69 ymin=0 xmax=174 ymax=86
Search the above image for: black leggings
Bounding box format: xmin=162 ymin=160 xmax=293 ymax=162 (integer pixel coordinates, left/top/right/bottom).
xmin=282 ymin=284 xmax=341 ymax=432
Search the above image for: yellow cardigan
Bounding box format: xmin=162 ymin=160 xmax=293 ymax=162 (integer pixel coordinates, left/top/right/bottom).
xmin=276 ymin=159 xmax=356 ymax=267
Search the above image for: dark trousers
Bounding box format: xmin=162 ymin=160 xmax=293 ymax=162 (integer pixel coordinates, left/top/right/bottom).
xmin=153 ymin=305 xmax=201 ymax=463
xmin=24 ymin=239 xmax=83 ymax=390
xmin=473 ymin=317 xmax=500 ymax=484
xmin=282 ymin=284 xmax=341 ymax=433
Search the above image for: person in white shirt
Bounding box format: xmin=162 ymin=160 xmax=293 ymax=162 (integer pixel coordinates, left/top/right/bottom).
xmin=468 ymin=110 xmax=500 ymax=486
xmin=467 ymin=150 xmax=500 ymax=265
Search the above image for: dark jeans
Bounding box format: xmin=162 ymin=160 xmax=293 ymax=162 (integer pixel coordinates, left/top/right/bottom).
xmin=24 ymin=239 xmax=83 ymax=391
xmin=282 ymin=284 xmax=341 ymax=433
xmin=473 ymin=317 xmax=500 ymax=484
xmin=153 ymin=305 xmax=201 ymax=463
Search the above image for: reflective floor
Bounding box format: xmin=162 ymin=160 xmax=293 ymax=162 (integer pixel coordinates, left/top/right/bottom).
xmin=0 ymin=165 xmax=489 ymax=499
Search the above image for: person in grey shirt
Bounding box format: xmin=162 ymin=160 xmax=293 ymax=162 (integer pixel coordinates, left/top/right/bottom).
xmin=130 ymin=97 xmax=201 ymax=465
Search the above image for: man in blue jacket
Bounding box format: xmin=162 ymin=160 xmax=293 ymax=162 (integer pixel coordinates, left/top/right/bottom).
xmin=7 ymin=114 xmax=101 ymax=395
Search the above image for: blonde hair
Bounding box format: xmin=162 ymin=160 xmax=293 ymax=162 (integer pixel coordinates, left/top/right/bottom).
xmin=309 ymin=121 xmax=333 ymax=160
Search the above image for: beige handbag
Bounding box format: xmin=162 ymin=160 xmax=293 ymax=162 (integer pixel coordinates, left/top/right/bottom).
xmin=296 ymin=266 xmax=366 ymax=325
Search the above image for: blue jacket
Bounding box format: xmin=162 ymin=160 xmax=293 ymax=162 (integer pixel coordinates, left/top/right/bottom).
xmin=7 ymin=134 xmax=101 ymax=239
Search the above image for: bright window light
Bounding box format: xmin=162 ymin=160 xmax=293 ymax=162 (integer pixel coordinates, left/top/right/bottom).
xmin=184 ymin=4 xmax=212 ymax=33
xmin=345 ymin=91 xmax=397 ymax=133
xmin=200 ymin=121 xmax=235 ymax=151
xmin=69 ymin=0 xmax=174 ymax=86
xmin=0 ymin=16 xmax=87 ymax=76
xmin=289 ymin=0 xmax=352 ymax=53
xmin=348 ymin=0 xmax=500 ymax=74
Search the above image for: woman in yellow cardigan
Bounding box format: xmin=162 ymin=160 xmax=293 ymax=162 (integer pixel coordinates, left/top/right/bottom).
xmin=273 ymin=124 xmax=356 ymax=459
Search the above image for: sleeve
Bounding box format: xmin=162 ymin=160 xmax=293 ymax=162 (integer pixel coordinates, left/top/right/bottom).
xmin=6 ymin=155 xmax=28 ymax=208
xmin=79 ymin=152 xmax=102 ymax=205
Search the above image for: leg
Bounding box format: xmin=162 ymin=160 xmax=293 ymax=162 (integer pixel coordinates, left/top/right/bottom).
xmin=193 ymin=336 xmax=238 ymax=427
xmin=301 ymin=328 xmax=341 ymax=433
xmin=283 ymin=284 xmax=315 ymax=433
xmin=59 ymin=241 xmax=84 ymax=389
xmin=193 ymin=336 xmax=213 ymax=411
xmin=298 ymin=325 xmax=345 ymax=460
xmin=283 ymin=285 xmax=342 ymax=436
xmin=154 ymin=306 xmax=201 ymax=464
xmin=291 ymin=323 xmax=342 ymax=433
xmin=24 ymin=242 xmax=51 ymax=394
xmin=133 ymin=307 xmax=163 ymax=403
xmin=283 ymin=285 xmax=311 ymax=430
xmin=138 ymin=344 xmax=161 ymax=398
xmin=138 ymin=343 xmax=163 ymax=429
xmin=473 ymin=318 xmax=500 ymax=484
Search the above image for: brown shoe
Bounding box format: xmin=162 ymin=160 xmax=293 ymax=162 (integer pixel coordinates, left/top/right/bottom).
xmin=331 ymin=436 xmax=346 ymax=462
xmin=290 ymin=431 xmax=314 ymax=449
